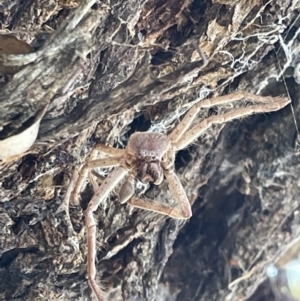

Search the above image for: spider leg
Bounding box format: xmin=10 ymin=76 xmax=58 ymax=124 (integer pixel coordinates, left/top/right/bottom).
xmin=164 ymin=170 xmax=192 ymax=219
xmin=176 ymin=96 xmax=289 ymax=150
xmin=126 ymin=165 xmax=191 ymax=219
xmin=139 ymin=167 xmax=192 ymax=219
xmin=72 ymin=156 xmax=122 ymax=205
xmin=86 ymin=167 xmax=128 ymax=301
xmin=88 ymin=171 xmax=100 ymax=193
xmin=71 ymin=143 xmax=125 ymax=204
xmin=129 ymin=195 xmax=190 ymax=219
xmin=170 ymin=92 xmax=289 ymax=144
xmin=93 ymin=144 xmax=125 ymax=157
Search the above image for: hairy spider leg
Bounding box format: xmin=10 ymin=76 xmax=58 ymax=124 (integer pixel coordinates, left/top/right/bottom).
xmin=129 ymin=168 xmax=192 ymax=219
xmin=176 ymin=95 xmax=289 ymax=150
xmin=72 ymin=144 xmax=125 ymax=204
xmin=86 ymin=167 xmax=128 ymax=301
xmin=170 ymin=92 xmax=288 ymax=143
xmin=169 ymin=92 xmax=290 ymax=150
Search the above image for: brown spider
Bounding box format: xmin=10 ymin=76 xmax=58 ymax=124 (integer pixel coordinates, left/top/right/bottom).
xmin=69 ymin=92 xmax=289 ymax=301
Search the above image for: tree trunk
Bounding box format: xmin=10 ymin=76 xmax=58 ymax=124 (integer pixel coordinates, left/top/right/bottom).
xmin=1 ymin=0 xmax=300 ymax=300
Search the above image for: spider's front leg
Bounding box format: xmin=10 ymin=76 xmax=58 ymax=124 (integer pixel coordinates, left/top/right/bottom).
xmin=72 ymin=144 xmax=125 ymax=205
xmin=128 ymin=171 xmax=192 ymax=219
xmin=86 ymin=167 xmax=128 ymax=301
xmin=159 ymin=92 xmax=290 ymax=221
xmin=163 ymin=168 xmax=193 ymax=218
xmin=170 ymin=92 xmax=290 ymax=150
xmin=128 ymin=153 xmax=192 ymax=219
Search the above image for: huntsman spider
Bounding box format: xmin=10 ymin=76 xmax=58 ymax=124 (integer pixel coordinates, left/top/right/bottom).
xmin=69 ymin=91 xmax=289 ymax=300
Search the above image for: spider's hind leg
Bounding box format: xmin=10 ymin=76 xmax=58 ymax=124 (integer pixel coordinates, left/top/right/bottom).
xmin=85 ymin=167 xmax=128 ymax=301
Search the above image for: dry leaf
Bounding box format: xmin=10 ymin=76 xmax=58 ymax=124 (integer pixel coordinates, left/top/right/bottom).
xmin=0 ymin=106 xmax=48 ymax=161
xmin=0 ymin=35 xmax=33 ymax=74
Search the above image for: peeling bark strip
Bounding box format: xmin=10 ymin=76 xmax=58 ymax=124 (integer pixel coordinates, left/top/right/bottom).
xmin=0 ymin=0 xmax=300 ymax=301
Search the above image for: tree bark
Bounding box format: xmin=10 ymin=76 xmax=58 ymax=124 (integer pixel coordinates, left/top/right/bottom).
xmin=0 ymin=0 xmax=300 ymax=300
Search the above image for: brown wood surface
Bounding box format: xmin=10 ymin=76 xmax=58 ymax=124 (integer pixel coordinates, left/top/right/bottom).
xmin=1 ymin=0 xmax=300 ymax=300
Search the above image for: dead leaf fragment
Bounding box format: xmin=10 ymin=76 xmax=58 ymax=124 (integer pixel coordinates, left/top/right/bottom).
xmin=0 ymin=106 xmax=48 ymax=161
xmin=0 ymin=35 xmax=33 ymax=74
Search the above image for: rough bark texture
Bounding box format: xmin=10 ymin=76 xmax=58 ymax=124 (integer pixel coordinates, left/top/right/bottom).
xmin=1 ymin=0 xmax=300 ymax=300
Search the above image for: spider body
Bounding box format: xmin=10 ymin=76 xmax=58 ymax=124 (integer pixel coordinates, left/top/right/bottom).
xmin=112 ymin=132 xmax=173 ymax=204
xmin=67 ymin=91 xmax=290 ymax=301
xmin=126 ymin=131 xmax=172 ymax=184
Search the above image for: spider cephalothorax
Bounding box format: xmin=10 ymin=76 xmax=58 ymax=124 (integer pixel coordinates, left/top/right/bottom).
xmin=68 ymin=92 xmax=290 ymax=301
xmin=119 ymin=132 xmax=171 ymax=203
xmin=127 ymin=132 xmax=171 ymax=184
